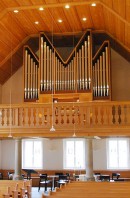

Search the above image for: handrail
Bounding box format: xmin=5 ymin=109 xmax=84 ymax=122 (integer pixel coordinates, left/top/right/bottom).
xmin=0 ymin=101 xmax=130 ymax=133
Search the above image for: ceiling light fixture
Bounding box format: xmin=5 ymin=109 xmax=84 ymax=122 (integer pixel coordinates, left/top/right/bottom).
xmin=82 ymin=17 xmax=87 ymax=21
xmin=65 ymin=4 xmax=70 ymax=9
xmin=58 ymin=19 xmax=62 ymax=23
xmin=13 ymin=10 xmax=19 ymax=13
xmin=91 ymin=3 xmax=96 ymax=6
xmin=35 ymin=21 xmax=39 ymax=24
xmin=39 ymin=7 xmax=44 ymax=11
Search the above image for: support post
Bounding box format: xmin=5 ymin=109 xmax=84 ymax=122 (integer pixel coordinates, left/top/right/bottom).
xmin=85 ymin=138 xmax=95 ymax=181
xmin=13 ymin=138 xmax=23 ymax=180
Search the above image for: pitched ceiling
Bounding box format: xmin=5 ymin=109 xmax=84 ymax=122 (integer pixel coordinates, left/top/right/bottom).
xmin=0 ymin=0 xmax=130 ymax=84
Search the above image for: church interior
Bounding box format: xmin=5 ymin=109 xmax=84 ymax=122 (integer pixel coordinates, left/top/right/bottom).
xmin=0 ymin=0 xmax=130 ymax=198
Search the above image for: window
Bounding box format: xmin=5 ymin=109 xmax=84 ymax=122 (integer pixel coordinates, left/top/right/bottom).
xmin=22 ymin=139 xmax=43 ymax=169
xmin=63 ymin=138 xmax=85 ymax=169
xmin=107 ymin=138 xmax=129 ymax=169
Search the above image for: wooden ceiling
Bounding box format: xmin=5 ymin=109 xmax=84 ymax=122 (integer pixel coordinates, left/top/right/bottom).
xmin=0 ymin=0 xmax=130 ymax=85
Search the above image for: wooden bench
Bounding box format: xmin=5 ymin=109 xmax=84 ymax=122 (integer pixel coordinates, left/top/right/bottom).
xmin=42 ymin=181 xmax=130 ymax=198
xmin=0 ymin=179 xmax=32 ymax=198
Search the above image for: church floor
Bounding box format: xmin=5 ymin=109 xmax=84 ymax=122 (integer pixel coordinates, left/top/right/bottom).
xmin=32 ymin=187 xmax=50 ymax=198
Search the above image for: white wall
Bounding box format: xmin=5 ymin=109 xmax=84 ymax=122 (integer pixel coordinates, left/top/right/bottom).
xmin=0 ymin=138 xmax=108 ymax=170
xmin=93 ymin=139 xmax=107 ymax=170
xmin=43 ymin=139 xmax=63 ymax=170
xmin=1 ymin=140 xmax=15 ymax=169
xmin=2 ymin=67 xmax=23 ymax=104
xmin=111 ymin=49 xmax=130 ymax=100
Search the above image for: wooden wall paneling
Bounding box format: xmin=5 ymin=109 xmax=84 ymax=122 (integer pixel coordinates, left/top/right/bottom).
xmin=126 ymin=0 xmax=130 ymax=22
xmin=112 ymin=0 xmax=126 ymax=19
xmin=103 ymin=8 xmax=116 ymax=37
xmin=114 ymin=18 xmax=125 ymax=44
xmin=125 ymin=25 xmax=130 ymax=48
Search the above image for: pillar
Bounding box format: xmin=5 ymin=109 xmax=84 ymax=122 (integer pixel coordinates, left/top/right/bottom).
xmin=85 ymin=138 xmax=95 ymax=181
xmin=13 ymin=138 xmax=23 ymax=180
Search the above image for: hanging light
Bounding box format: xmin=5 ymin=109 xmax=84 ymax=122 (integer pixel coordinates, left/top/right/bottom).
xmin=72 ymin=104 xmax=76 ymax=137
xmin=8 ymin=75 xmax=13 ymax=138
xmin=50 ymin=9 xmax=55 ymax=132
xmin=8 ymin=13 xmax=13 ymax=138
xmin=72 ymin=131 xmax=76 ymax=137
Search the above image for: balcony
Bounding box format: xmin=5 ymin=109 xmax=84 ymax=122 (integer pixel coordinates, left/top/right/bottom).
xmin=0 ymin=101 xmax=130 ymax=138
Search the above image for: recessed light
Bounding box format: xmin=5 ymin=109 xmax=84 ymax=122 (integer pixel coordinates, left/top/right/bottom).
xmin=14 ymin=10 xmax=19 ymax=13
xmin=39 ymin=7 xmax=44 ymax=11
xmin=35 ymin=21 xmax=39 ymax=24
xmin=82 ymin=17 xmax=87 ymax=21
xmin=91 ymin=3 xmax=96 ymax=6
xmin=65 ymin=4 xmax=70 ymax=9
xmin=58 ymin=19 xmax=62 ymax=23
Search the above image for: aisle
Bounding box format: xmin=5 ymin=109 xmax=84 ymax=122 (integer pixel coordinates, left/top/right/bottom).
xmin=32 ymin=187 xmax=50 ymax=198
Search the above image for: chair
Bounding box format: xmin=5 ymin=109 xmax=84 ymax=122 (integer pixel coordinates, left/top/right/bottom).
xmin=94 ymin=173 xmax=101 ymax=175
xmin=56 ymin=175 xmax=68 ymax=187
xmin=38 ymin=174 xmax=52 ymax=192
xmin=0 ymin=173 xmax=3 ymax=180
xmin=74 ymin=175 xmax=79 ymax=181
xmin=94 ymin=173 xmax=100 ymax=181
xmin=100 ymin=175 xmax=110 ymax=182
xmin=112 ymin=173 xmax=120 ymax=180
xmin=66 ymin=173 xmax=70 ymax=180
xmin=54 ymin=173 xmax=64 ymax=187
xmin=55 ymin=172 xmax=63 ymax=176
xmin=8 ymin=172 xmax=14 ymax=180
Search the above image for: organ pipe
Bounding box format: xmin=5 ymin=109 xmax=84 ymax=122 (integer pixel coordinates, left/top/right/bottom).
xmin=24 ymin=30 xmax=111 ymax=102
xmin=24 ymin=46 xmax=39 ymax=101
xmin=39 ymin=31 xmax=92 ymax=94
xmin=92 ymin=41 xmax=110 ymax=99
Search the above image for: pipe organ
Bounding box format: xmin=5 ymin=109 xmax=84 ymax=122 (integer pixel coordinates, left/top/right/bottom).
xmin=40 ymin=31 xmax=92 ymax=93
xmin=92 ymin=41 xmax=111 ymax=99
xmin=24 ymin=46 xmax=39 ymax=101
xmin=23 ymin=30 xmax=111 ymax=102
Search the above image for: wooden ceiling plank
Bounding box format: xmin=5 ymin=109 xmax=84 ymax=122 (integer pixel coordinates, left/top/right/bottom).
xmin=126 ymin=0 xmax=130 ymax=23
xmin=90 ymin=3 xmax=105 ymax=30
xmin=112 ymin=0 xmax=126 ymax=19
xmin=75 ymin=5 xmax=92 ymax=30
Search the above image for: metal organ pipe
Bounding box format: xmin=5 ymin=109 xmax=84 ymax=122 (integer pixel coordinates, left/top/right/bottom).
xmin=24 ymin=31 xmax=111 ymax=102
xmin=24 ymin=47 xmax=39 ymax=101
xmin=24 ymin=50 xmax=28 ymax=99
xmin=40 ymin=37 xmax=43 ymax=91
xmin=92 ymin=42 xmax=110 ymax=99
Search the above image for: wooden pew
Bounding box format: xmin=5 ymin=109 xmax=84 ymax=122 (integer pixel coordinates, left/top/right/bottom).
xmin=0 ymin=179 xmax=32 ymax=198
xmin=42 ymin=181 xmax=130 ymax=198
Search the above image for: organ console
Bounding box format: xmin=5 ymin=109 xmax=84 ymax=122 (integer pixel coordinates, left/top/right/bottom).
xmin=23 ymin=30 xmax=111 ymax=102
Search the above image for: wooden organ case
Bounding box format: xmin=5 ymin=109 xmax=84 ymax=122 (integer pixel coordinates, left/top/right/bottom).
xmin=23 ymin=30 xmax=111 ymax=102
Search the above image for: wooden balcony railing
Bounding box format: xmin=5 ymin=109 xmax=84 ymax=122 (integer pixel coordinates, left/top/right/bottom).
xmin=0 ymin=101 xmax=130 ymax=138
